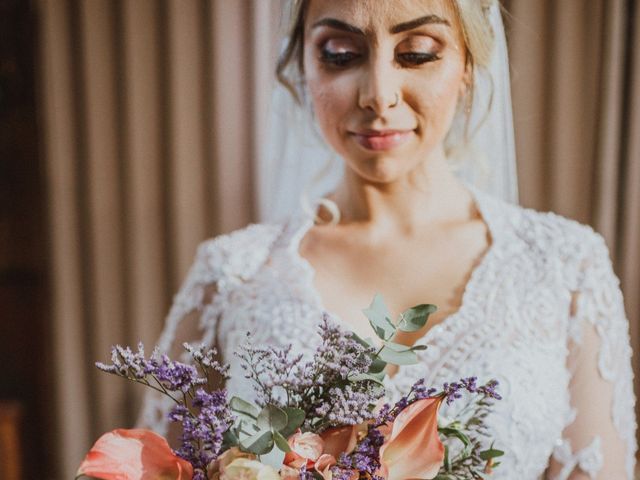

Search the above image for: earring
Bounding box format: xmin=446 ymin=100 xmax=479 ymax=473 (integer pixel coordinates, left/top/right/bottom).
xmin=464 ymin=89 xmax=473 ymax=115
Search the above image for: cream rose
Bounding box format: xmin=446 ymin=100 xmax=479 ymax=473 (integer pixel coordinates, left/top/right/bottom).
xmin=290 ymin=431 xmax=324 ymax=460
xmin=222 ymin=458 xmax=281 ymax=480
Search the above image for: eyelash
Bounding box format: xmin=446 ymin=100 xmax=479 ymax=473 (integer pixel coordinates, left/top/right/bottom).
xmin=319 ymin=49 xmax=441 ymax=68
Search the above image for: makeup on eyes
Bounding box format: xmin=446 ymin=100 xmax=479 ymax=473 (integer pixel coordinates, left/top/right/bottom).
xmin=317 ymin=34 xmax=443 ymax=68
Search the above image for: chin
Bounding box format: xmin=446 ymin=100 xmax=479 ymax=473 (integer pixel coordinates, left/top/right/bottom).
xmin=349 ymin=154 xmax=418 ymax=185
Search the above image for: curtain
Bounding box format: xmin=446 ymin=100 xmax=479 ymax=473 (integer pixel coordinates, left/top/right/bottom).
xmin=505 ymin=0 xmax=640 ymax=460
xmin=37 ymin=0 xmax=282 ymax=477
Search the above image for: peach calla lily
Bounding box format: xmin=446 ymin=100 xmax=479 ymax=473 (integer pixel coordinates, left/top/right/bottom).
xmin=314 ymin=454 xmax=337 ymax=480
xmin=319 ymin=425 xmax=359 ymax=458
xmin=76 ymin=428 xmax=193 ymax=480
xmin=378 ymin=397 xmax=445 ymax=480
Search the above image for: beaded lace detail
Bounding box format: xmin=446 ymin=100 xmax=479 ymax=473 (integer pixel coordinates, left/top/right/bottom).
xmin=138 ymin=186 xmax=637 ymax=479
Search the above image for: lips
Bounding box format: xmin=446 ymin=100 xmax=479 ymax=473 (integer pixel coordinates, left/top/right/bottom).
xmin=351 ymin=129 xmax=415 ymax=151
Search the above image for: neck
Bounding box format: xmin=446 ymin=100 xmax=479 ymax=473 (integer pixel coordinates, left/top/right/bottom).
xmin=329 ymin=154 xmax=473 ymax=234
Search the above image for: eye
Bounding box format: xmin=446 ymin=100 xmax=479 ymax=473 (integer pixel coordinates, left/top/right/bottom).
xmin=320 ymin=48 xmax=362 ymax=67
xmin=396 ymin=36 xmax=442 ymax=66
xmin=397 ymin=51 xmax=442 ymax=66
xmin=318 ymin=38 xmax=362 ymax=68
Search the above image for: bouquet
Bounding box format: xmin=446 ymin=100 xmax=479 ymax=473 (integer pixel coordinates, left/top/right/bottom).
xmin=77 ymin=295 xmax=503 ymax=480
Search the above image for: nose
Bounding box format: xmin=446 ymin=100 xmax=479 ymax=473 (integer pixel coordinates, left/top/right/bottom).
xmin=358 ymin=53 xmax=401 ymax=114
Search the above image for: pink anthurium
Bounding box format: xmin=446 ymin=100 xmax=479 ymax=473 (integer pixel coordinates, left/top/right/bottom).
xmin=76 ymin=428 xmax=193 ymax=480
xmin=378 ymin=397 xmax=445 ymax=480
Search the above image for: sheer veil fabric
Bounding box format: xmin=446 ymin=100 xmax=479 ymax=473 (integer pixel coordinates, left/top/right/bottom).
xmin=258 ymin=0 xmax=518 ymax=223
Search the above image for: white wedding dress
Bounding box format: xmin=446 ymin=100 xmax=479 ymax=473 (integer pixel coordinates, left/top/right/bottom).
xmin=139 ymin=185 xmax=637 ymax=479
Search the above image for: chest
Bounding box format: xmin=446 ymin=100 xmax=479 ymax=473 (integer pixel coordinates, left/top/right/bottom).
xmin=304 ymin=225 xmax=492 ymax=341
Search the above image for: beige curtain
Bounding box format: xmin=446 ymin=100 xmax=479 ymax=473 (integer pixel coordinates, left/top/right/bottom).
xmin=37 ymin=0 xmax=282 ymax=477
xmin=506 ymin=0 xmax=640 ymax=455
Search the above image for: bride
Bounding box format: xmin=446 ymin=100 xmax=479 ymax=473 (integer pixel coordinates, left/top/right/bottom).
xmin=140 ymin=1 xmax=637 ymax=478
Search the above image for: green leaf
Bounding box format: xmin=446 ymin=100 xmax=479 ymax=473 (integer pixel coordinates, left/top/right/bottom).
xmin=272 ymin=430 xmax=292 ymax=452
xmin=352 ymin=333 xmax=376 ymax=349
xmin=480 ymin=448 xmax=505 ymax=460
xmin=240 ymin=429 xmax=274 ymax=455
xmin=222 ymin=428 xmax=239 ymax=448
xmin=410 ymin=344 xmax=428 ymax=351
xmin=280 ymin=407 xmax=305 ymax=438
xmin=257 ymin=405 xmax=288 ymax=431
xmin=230 ymin=396 xmax=260 ymax=420
xmin=398 ymin=304 xmax=437 ymax=332
xmin=438 ymin=427 xmax=472 ymax=458
xmin=348 ymin=372 xmax=386 ymax=386
xmin=362 ymin=294 xmax=396 ymax=340
xmin=378 ymin=345 xmax=418 ymax=365
xmin=368 ymin=356 xmax=387 ymax=374
xmin=383 ymin=341 xmax=412 ymax=352
xmin=443 ymin=444 xmax=451 ymax=472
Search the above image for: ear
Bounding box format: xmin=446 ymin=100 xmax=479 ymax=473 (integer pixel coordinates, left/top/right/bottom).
xmin=459 ymin=59 xmax=474 ymax=97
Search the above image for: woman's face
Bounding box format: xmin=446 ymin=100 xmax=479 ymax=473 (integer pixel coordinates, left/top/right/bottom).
xmin=303 ymin=0 xmax=468 ymax=184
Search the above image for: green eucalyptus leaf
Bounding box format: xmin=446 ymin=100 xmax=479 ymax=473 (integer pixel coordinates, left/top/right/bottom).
xmin=257 ymin=405 xmax=288 ymax=431
xmin=240 ymin=429 xmax=274 ymax=455
xmin=378 ymin=345 xmax=418 ymax=365
xmin=272 ymin=430 xmax=292 ymax=452
xmin=362 ymin=294 xmax=396 ymax=340
xmin=230 ymin=396 xmax=260 ymax=420
xmin=409 ymin=344 xmax=428 ymax=351
xmin=398 ymin=304 xmax=437 ymax=332
xmin=480 ymin=448 xmax=505 ymax=460
xmin=368 ymin=356 xmax=387 ymax=374
xmin=352 ymin=333 xmax=376 ymax=349
xmin=280 ymin=407 xmax=305 ymax=437
xmin=383 ymin=341 xmax=415 ymax=352
xmin=348 ymin=372 xmax=386 ymax=386
xmin=222 ymin=428 xmax=239 ymax=448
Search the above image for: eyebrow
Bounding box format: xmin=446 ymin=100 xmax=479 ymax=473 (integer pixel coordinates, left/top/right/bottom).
xmin=311 ymin=14 xmax=450 ymax=35
xmin=391 ymin=14 xmax=451 ymax=33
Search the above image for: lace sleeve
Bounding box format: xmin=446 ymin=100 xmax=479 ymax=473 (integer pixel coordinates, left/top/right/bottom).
xmin=547 ymin=233 xmax=637 ymax=479
xmin=136 ymin=239 xmax=227 ymax=437
xmin=136 ymin=223 xmax=282 ymax=438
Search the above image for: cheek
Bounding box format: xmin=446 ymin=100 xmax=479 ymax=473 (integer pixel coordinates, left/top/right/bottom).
xmin=412 ymin=64 xmax=464 ymax=133
xmin=307 ymin=74 xmax=354 ymax=137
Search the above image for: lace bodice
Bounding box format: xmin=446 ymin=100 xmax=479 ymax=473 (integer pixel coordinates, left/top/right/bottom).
xmin=139 ymin=186 xmax=637 ymax=479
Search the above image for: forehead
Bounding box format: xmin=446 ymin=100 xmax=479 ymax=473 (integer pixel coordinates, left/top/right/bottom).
xmin=305 ymin=0 xmax=460 ymax=35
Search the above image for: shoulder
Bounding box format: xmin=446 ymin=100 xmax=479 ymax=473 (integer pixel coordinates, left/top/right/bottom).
xmin=487 ymin=196 xmax=611 ymax=287
xmin=192 ymin=221 xmax=287 ymax=286
xmin=514 ymin=204 xmax=603 ymax=255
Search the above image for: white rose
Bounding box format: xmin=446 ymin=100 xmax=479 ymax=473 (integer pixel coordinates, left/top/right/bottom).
xmin=222 ymin=458 xmax=281 ymax=480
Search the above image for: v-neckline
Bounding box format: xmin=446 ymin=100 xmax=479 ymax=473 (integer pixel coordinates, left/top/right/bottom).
xmin=286 ymin=182 xmax=501 ymax=355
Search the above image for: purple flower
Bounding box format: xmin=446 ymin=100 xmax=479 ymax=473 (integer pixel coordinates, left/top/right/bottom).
xmin=172 ymin=388 xmax=233 ymax=475
xmin=478 ymin=379 xmax=502 ymax=400
xmin=236 ymin=314 xmax=384 ymax=429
